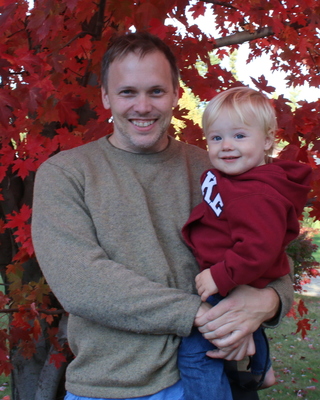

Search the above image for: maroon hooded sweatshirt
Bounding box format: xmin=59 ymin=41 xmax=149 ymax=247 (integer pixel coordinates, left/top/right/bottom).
xmin=182 ymin=159 xmax=312 ymax=297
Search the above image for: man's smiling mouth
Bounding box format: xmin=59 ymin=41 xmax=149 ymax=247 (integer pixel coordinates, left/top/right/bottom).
xmin=131 ymin=120 xmax=156 ymax=127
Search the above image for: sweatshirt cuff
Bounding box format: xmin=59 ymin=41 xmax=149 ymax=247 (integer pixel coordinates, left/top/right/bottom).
xmin=210 ymin=262 xmax=237 ymax=297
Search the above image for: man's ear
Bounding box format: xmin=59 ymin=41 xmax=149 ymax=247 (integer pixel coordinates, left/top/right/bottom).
xmin=101 ymin=87 xmax=110 ymax=110
xmin=172 ymin=86 xmax=180 ymax=108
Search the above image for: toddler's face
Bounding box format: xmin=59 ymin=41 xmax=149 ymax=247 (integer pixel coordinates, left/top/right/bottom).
xmin=206 ymin=108 xmax=273 ymax=176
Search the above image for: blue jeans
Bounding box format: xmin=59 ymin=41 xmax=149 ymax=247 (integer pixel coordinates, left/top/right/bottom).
xmin=178 ymin=326 xmax=233 ymax=400
xmin=178 ymin=295 xmax=271 ymax=400
xmin=65 ymin=380 xmax=185 ymax=400
xmin=178 ymin=295 xmax=233 ymax=400
xmin=251 ymin=328 xmax=272 ymax=376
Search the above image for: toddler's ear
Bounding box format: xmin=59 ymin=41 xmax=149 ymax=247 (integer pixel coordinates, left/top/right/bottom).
xmin=264 ymin=135 xmax=274 ymax=151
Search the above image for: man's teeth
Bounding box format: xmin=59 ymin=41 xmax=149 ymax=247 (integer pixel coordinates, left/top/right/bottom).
xmin=132 ymin=120 xmax=155 ymax=127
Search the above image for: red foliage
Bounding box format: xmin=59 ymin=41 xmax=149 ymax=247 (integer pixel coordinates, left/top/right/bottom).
xmin=0 ymin=0 xmax=319 ymax=378
xmin=296 ymin=318 xmax=312 ymax=339
xmin=5 ymin=205 xmax=34 ymax=257
xmin=49 ymin=353 xmax=68 ymax=369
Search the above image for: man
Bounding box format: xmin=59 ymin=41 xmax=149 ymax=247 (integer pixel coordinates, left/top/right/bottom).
xmin=32 ymin=32 xmax=293 ymax=400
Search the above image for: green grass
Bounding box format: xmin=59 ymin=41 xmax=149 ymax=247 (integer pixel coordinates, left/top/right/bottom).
xmin=312 ymin=233 xmax=320 ymax=263
xmin=259 ymin=295 xmax=320 ymax=400
xmin=0 ymin=378 xmax=10 ymax=399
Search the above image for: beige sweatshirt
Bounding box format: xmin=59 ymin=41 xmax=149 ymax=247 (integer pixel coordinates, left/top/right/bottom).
xmin=31 ymin=136 xmax=293 ymax=398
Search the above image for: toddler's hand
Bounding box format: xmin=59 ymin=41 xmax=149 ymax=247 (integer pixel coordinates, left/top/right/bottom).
xmin=195 ymin=269 xmax=218 ymax=301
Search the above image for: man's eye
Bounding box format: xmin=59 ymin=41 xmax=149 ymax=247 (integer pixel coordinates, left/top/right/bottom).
xmin=120 ymin=90 xmax=134 ymax=96
xmin=152 ymin=89 xmax=163 ymax=95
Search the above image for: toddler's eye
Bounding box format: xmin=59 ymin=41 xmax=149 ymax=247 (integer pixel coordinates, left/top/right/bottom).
xmin=235 ymin=133 xmax=245 ymax=139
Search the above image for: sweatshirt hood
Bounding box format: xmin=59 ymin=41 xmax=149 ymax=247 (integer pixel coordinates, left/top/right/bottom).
xmin=230 ymin=158 xmax=312 ymax=216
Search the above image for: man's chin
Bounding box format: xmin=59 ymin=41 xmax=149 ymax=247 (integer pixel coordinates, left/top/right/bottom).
xmin=129 ymin=132 xmax=169 ymax=153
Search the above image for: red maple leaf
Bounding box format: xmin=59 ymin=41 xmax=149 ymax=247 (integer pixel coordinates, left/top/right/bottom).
xmin=278 ymin=144 xmax=301 ymax=161
xmin=0 ymin=90 xmax=21 ymax=128
xmin=49 ymin=353 xmax=67 ymax=369
xmin=41 ymin=313 xmax=55 ymax=325
xmin=0 ymin=357 xmax=13 ymax=377
xmin=149 ymin=18 xmax=169 ymax=39
xmin=14 ymin=46 xmax=43 ymax=75
xmin=32 ymin=318 xmax=42 ymax=341
xmin=56 ymin=127 xmax=84 ymax=150
xmin=0 ymin=2 xmax=17 ymax=30
xmin=296 ymin=318 xmax=311 ymax=339
xmin=0 ymin=292 xmax=10 ymax=309
xmin=65 ymin=0 xmax=78 ymax=11
xmin=286 ymin=306 xmax=297 ymax=319
xmin=297 ymin=299 xmax=308 ymax=317
xmin=6 ymin=263 xmax=24 ymax=275
xmin=4 ymin=205 xmax=34 ymax=256
xmin=56 ymin=94 xmax=84 ymax=125
xmin=12 ymin=158 xmax=36 ymax=180
xmin=5 ymin=204 xmax=32 ymax=229
xmin=13 ymin=247 xmax=33 ymax=263
xmin=250 ymin=76 xmax=276 ymax=94
xmin=20 ymin=339 xmax=37 ymax=359
xmin=188 ymin=2 xmax=207 ymax=19
xmin=11 ymin=310 xmax=31 ymax=331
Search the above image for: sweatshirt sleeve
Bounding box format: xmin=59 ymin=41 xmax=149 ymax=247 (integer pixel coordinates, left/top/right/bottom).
xmin=263 ymin=257 xmax=294 ymax=328
xmin=31 ymin=161 xmax=201 ymax=337
xmin=210 ymin=191 xmax=292 ymax=297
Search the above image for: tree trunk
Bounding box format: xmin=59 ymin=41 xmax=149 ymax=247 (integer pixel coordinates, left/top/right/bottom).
xmin=0 ymin=170 xmax=70 ymax=400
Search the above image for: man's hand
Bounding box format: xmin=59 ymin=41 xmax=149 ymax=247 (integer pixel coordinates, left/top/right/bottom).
xmin=206 ymin=333 xmax=256 ymax=361
xmin=195 ymin=269 xmax=218 ymax=301
xmin=195 ymin=301 xmax=212 ymax=320
xmin=194 ymin=285 xmax=280 ymax=359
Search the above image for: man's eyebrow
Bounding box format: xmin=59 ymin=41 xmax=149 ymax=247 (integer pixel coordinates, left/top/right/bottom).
xmin=118 ymin=86 xmax=135 ymax=90
xmin=149 ymin=85 xmax=167 ymax=90
xmin=117 ymin=84 xmax=167 ymax=91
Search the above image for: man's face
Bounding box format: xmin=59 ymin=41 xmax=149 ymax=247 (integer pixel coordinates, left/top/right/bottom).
xmin=101 ymin=50 xmax=179 ymax=154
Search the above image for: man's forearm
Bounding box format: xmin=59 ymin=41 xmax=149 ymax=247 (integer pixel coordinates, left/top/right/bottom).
xmin=265 ymin=271 xmax=294 ymax=327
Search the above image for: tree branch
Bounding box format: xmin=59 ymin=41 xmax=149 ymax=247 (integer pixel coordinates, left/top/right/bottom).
xmin=94 ymin=0 xmax=107 ymax=40
xmin=199 ymin=0 xmax=308 ymax=48
xmin=0 ymin=308 xmax=65 ymax=315
xmin=200 ymin=0 xmax=237 ymax=10
xmin=213 ymin=26 xmax=274 ymax=48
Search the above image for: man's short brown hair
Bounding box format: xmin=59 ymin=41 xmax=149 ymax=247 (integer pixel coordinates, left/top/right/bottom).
xmin=101 ymin=31 xmax=180 ymax=91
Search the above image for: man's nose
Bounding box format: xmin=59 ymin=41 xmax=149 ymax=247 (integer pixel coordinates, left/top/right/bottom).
xmin=133 ymin=94 xmax=152 ymax=113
